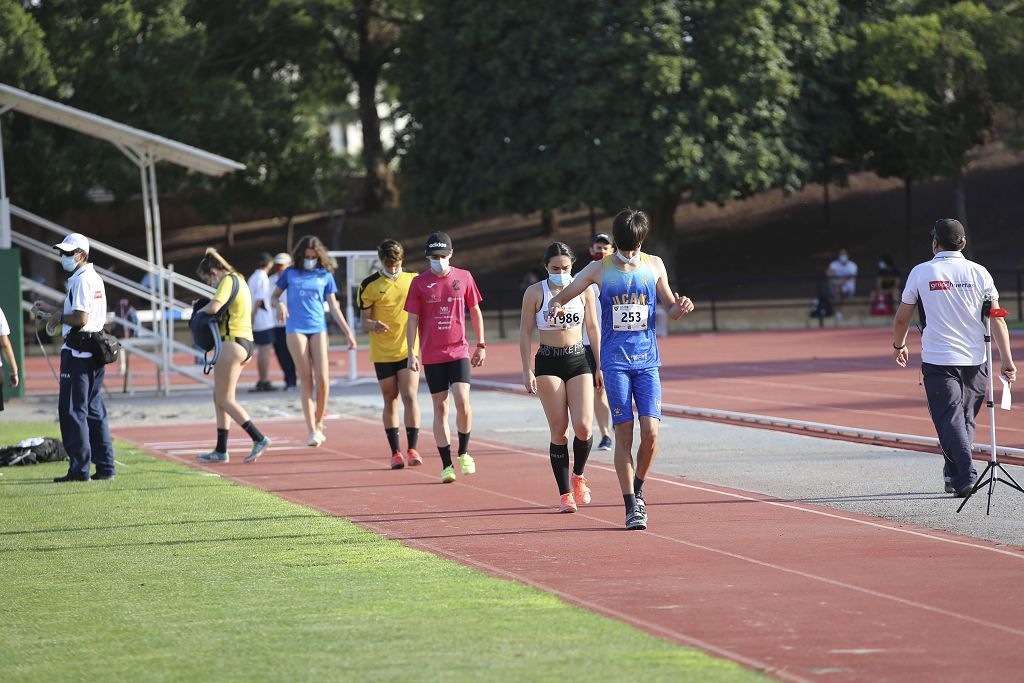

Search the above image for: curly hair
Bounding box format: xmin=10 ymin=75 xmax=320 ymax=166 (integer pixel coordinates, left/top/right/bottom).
xmin=292 ymin=235 xmax=336 ymax=272
xmin=196 ymin=247 xmax=237 ymax=278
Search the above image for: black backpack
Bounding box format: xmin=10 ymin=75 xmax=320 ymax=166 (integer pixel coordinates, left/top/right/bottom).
xmin=189 ymin=273 xmax=240 ymax=374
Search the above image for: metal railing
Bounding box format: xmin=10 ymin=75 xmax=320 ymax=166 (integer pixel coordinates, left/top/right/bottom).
xmin=13 ymin=205 xmax=215 ymax=393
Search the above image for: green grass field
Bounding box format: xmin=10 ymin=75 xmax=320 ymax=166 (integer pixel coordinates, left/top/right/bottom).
xmin=0 ymin=420 xmax=763 ymax=682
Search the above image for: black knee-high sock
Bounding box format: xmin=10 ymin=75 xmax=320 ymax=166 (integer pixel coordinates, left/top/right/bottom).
xmin=216 ymin=428 xmax=229 ymax=453
xmin=549 ymin=443 xmax=571 ymax=495
xmin=633 ymin=475 xmax=645 ymax=500
xmin=241 ymin=421 xmax=264 ymax=443
xmin=385 ymin=427 xmax=401 ymax=453
xmin=572 ymin=436 xmax=593 ymax=476
xmin=406 ymin=427 xmax=420 ymax=450
xmin=457 ymin=431 xmax=471 ymax=455
xmin=623 ymin=493 xmax=636 ymax=513
xmin=438 ymin=445 xmax=453 ymax=468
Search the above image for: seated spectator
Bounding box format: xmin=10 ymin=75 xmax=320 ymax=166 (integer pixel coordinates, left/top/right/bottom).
xmin=870 ymin=256 xmax=902 ymax=316
xmin=827 ymin=249 xmax=858 ymax=301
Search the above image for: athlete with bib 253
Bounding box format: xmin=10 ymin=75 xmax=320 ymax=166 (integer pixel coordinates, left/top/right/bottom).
xmin=547 ymin=209 xmax=694 ymax=530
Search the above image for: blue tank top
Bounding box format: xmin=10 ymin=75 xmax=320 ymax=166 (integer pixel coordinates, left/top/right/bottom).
xmin=599 ymin=253 xmax=660 ymax=371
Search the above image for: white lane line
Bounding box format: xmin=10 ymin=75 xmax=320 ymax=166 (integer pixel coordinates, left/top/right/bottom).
xmin=337 ymin=416 xmax=1024 ymax=638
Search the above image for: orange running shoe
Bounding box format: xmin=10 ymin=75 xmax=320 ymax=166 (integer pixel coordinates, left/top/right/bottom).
xmin=407 ymin=448 xmax=423 ymax=466
xmin=559 ymin=492 xmax=578 ymax=513
xmin=390 ymin=451 xmax=405 ymax=470
xmin=571 ymin=473 xmax=591 ymax=505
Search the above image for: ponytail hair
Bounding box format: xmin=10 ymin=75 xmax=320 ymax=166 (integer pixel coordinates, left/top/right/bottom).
xmin=196 ymin=247 xmax=237 ymax=278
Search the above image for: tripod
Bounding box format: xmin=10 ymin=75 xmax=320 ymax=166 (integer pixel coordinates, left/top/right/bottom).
xmin=957 ymin=305 xmax=1024 ymax=514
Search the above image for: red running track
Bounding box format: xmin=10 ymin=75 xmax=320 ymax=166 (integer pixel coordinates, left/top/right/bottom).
xmin=115 ymin=416 xmax=1024 ymax=683
xmin=472 ymin=327 xmax=1024 ymax=452
xmin=26 ymin=327 xmax=1022 ymax=450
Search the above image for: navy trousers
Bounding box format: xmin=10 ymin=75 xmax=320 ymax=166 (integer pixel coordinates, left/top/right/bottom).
xmin=921 ymin=362 xmax=987 ymax=492
xmin=272 ymin=326 xmax=296 ymax=388
xmin=58 ymin=350 xmax=115 ymax=478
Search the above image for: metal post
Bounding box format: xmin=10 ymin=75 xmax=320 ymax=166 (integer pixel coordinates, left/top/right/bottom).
xmin=167 ymin=263 xmax=175 ymax=395
xmin=345 ymin=254 xmax=357 ymax=381
xmin=0 ymin=114 xmax=11 ymax=249
xmin=147 ymin=158 xmax=171 ymax=396
xmin=138 ymin=159 xmax=159 ymax=390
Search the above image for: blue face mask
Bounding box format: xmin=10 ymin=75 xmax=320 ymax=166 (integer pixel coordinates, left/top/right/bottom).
xmin=429 ymin=257 xmax=449 ymax=273
xmin=548 ymin=273 xmax=571 ymax=286
xmin=61 ymin=255 xmax=79 ymax=272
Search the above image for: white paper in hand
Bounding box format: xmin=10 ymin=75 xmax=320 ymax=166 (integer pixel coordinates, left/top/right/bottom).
xmin=999 ymin=375 xmax=1012 ymax=411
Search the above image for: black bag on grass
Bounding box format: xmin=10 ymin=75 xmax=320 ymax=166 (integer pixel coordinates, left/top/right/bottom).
xmin=0 ymin=437 xmax=68 ymax=467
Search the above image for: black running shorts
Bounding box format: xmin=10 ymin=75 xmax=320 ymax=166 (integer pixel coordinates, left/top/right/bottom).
xmin=424 ymin=358 xmax=471 ymax=394
xmin=535 ymin=345 xmax=592 ymax=383
xmin=374 ymin=358 xmax=409 ymax=381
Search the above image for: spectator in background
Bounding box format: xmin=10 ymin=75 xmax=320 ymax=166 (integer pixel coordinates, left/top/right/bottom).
xmin=0 ymin=305 xmax=20 ymax=411
xmin=248 ymin=253 xmax=278 ymax=392
xmin=269 ymin=253 xmax=297 ymax=390
xmin=870 ymin=255 xmax=902 ymax=316
xmin=827 ymin=249 xmax=858 ymax=318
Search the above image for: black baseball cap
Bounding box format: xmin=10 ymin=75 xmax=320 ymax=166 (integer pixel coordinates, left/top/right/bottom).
xmin=592 ymin=233 xmax=612 ymax=245
xmin=425 ymin=232 xmax=453 ymax=256
xmin=931 ymin=219 xmax=966 ymax=247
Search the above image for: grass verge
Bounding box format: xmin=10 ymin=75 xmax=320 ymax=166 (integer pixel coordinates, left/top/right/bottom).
xmin=0 ymin=420 xmax=763 ymax=682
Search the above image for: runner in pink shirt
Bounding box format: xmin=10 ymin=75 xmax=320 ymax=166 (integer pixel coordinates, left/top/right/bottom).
xmin=405 ymin=232 xmax=486 ymax=483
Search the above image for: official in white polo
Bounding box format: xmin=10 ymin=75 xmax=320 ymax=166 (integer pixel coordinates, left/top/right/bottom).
xmin=892 ymin=219 xmax=1016 ymax=496
xmin=33 ymin=233 xmax=116 ymax=482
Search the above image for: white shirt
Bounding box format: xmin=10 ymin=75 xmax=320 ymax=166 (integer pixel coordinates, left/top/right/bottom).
xmin=828 ymin=258 xmax=858 ymax=279
xmin=248 ymin=268 xmax=275 ymax=332
xmin=901 ymin=251 xmax=997 ymax=366
xmin=536 ymin=279 xmax=585 ymax=331
xmin=0 ymin=306 xmax=9 ymax=368
xmin=62 ymin=263 xmax=108 ymax=358
xmin=583 ymin=283 xmax=601 ymax=346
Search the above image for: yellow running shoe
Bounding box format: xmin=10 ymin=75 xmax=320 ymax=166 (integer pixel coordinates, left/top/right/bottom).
xmin=440 ymin=465 xmax=457 ymax=483
xmin=458 ymin=453 xmax=476 ymax=475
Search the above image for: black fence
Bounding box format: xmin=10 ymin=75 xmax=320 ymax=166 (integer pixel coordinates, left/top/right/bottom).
xmin=478 ymin=269 xmax=1024 ymax=336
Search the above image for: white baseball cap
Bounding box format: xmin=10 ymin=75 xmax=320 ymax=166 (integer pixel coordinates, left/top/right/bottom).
xmin=53 ymin=233 xmax=90 ymax=254
xmin=273 ymin=252 xmax=292 ymax=265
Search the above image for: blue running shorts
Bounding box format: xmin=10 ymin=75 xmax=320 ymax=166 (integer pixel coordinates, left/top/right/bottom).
xmin=604 ymin=367 xmax=662 ymax=425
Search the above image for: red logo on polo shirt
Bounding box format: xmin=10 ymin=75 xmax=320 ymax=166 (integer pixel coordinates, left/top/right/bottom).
xmin=94 ymin=290 xmax=103 ymax=298
xmin=929 ymin=280 xmax=952 ymax=291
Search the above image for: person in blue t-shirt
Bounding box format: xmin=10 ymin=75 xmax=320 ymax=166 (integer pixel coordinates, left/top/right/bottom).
xmin=271 ymin=235 xmax=357 ymax=447
xmin=547 ymin=209 xmax=694 ymax=531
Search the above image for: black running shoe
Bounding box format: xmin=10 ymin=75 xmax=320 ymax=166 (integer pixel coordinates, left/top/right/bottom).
xmin=625 ymin=498 xmax=648 ymax=530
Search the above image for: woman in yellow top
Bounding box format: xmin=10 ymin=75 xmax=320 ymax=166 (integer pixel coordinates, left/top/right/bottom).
xmin=358 ymin=239 xmax=422 ymax=469
xmin=195 ymin=248 xmax=271 ymax=464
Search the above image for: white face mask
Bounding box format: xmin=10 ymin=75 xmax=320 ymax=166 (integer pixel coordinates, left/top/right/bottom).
xmin=303 ymin=258 xmax=318 ymax=270
xmin=878 ymin=261 xmax=887 ymax=270
xmin=61 ymin=255 xmax=79 ymax=272
xmin=548 ymin=273 xmax=571 ymax=286
xmin=381 ymin=267 xmax=401 ymax=280
xmin=430 ymin=257 xmax=449 ymax=273
xmin=616 ymin=250 xmax=640 ymax=265
xmin=838 ymin=255 xmax=849 ymax=264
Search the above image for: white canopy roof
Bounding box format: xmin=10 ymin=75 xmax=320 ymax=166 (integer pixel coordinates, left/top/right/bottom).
xmin=0 ymin=83 xmax=244 ymax=176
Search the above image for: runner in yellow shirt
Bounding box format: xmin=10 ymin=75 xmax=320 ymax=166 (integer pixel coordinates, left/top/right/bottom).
xmin=358 ymin=239 xmax=422 ymax=469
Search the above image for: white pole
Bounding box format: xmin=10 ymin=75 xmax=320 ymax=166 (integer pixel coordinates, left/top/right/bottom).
xmin=167 ymin=263 xmax=175 ymax=397
xmin=147 ymin=157 xmax=171 ymax=396
xmin=0 ymin=116 xmax=10 ymax=249
xmin=346 ymin=254 xmax=357 ymax=381
xmin=138 ymin=158 xmax=159 ymax=390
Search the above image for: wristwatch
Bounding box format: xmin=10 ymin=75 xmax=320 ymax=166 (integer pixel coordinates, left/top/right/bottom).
xmin=476 ymin=343 xmax=487 ymax=349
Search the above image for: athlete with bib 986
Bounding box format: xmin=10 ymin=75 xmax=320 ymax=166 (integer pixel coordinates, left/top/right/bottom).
xmin=547 ymin=209 xmax=694 ymax=530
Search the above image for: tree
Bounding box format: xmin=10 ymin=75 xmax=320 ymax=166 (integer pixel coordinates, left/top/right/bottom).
xmin=0 ymin=0 xmax=56 ymax=92
xmin=288 ymin=0 xmax=418 ymax=213
xmin=853 ymin=4 xmax=1000 ymax=239
xmin=397 ymin=0 xmax=838 ymax=278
